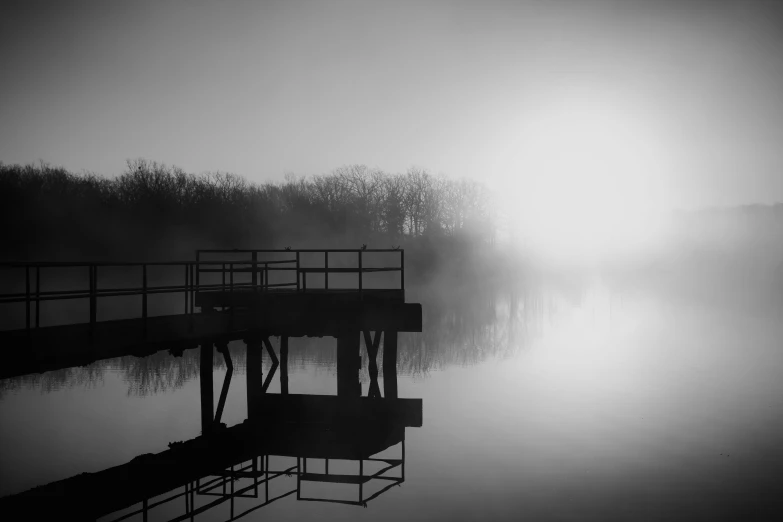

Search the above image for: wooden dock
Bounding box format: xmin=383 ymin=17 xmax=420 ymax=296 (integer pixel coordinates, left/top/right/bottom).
xmin=0 ymin=249 xmax=422 ymax=380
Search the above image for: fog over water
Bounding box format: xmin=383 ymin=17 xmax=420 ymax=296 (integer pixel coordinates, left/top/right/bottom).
xmin=3 ymin=277 xmax=783 ymax=519
xmin=4 ymin=0 xmax=783 ymax=520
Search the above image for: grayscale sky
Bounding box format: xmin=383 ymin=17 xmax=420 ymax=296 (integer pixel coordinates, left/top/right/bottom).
xmin=1 ymin=0 xmax=782 ymax=209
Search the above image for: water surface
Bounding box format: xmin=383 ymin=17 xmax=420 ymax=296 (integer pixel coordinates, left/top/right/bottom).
xmin=2 ymin=288 xmax=782 ymax=520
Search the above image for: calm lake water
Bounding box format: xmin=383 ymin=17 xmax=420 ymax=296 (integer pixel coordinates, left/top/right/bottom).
xmin=2 ymin=286 xmax=783 ymax=520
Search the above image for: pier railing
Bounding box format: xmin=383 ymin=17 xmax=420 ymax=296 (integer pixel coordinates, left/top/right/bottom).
xmin=195 ymin=248 xmax=404 ymax=294
xmin=0 ymin=249 xmax=405 ymax=333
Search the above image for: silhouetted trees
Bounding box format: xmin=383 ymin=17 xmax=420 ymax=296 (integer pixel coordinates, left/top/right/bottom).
xmin=0 ymin=160 xmax=496 ymax=278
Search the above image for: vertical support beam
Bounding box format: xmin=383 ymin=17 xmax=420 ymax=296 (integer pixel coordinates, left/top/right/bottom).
xmin=264 ymin=455 xmax=269 ymax=502
xmin=252 ymin=251 xmax=258 ymax=290
xmin=280 ymin=336 xmax=289 ymax=395
xmin=359 ymin=459 xmax=364 ymax=503
xmin=324 ymin=251 xmax=329 ymax=290
xmin=383 ymin=331 xmax=398 ymax=399
xmin=296 ymin=458 xmax=301 ymax=500
xmin=184 ymin=264 xmax=189 ymax=315
xmin=337 ymin=332 xmax=361 ymax=397
xmin=401 ymin=439 xmax=406 ymax=481
xmin=200 ymin=343 xmax=214 ymax=435
xmin=246 ymin=339 xmax=263 ymax=421
xmin=230 ymin=464 xmax=235 ymax=519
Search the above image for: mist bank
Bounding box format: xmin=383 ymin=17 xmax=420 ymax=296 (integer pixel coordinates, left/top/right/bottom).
xmin=5 ymin=160 xmax=783 ymax=307
xmin=600 ymin=205 xmax=783 ymax=310
xmin=1 ymin=160 xmax=508 ymax=289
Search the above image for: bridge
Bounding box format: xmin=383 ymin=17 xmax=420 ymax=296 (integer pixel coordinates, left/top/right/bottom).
xmin=0 ymin=249 xmax=423 ymax=389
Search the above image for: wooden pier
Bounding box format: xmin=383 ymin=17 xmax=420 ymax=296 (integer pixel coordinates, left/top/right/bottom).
xmin=0 ymin=249 xmax=422 ymax=380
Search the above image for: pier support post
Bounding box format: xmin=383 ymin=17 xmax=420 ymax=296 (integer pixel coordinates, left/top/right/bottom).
xmin=280 ymin=336 xmax=289 ymax=395
xmin=246 ymin=339 xmax=263 ymax=421
xmin=337 ymin=332 xmax=361 ymax=397
xmin=214 ymin=343 xmax=233 ymax=426
xmin=363 ymin=330 xmax=382 ymax=398
xmin=200 ymin=343 xmax=214 ymax=434
xmin=383 ymin=331 xmax=398 ymax=399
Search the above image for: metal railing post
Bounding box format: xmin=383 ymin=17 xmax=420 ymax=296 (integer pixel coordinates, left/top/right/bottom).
xmin=230 ymin=263 xmax=234 ymax=312
xmin=196 ymin=250 xmax=200 ymax=289
xmin=264 ymin=263 xmax=268 ymax=292
xmin=400 ymin=250 xmax=405 ymax=290
xmin=35 ymin=266 xmax=40 ymax=328
xmin=190 ymin=263 xmax=195 ymax=315
xmin=358 ymin=250 xmax=363 ymax=297
xmin=184 ymin=264 xmax=189 ymax=315
xmin=296 ymin=251 xmax=300 ymax=291
xmin=324 ymin=251 xmax=329 ymax=290
xmin=252 ymin=251 xmax=258 ymax=291
xmin=25 ymin=265 xmax=30 ymax=333
xmin=89 ymin=265 xmax=97 ymax=328
xmin=142 ymin=264 xmax=148 ymax=321
xmin=359 ymin=458 xmax=364 ymax=503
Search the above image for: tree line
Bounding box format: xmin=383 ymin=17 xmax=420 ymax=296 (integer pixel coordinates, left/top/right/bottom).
xmin=0 ymin=160 xmax=497 ymax=276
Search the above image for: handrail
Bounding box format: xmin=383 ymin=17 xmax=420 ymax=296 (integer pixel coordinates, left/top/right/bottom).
xmin=196 ymin=248 xmax=405 ymax=296
xmin=0 ymin=248 xmax=406 ymax=334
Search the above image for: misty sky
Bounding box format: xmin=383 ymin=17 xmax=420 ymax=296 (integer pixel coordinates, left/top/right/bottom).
xmin=2 ymin=0 xmax=783 ymax=209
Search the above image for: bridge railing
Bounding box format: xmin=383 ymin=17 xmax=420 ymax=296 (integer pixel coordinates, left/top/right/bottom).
xmin=0 ymin=249 xmax=405 ymax=333
xmin=194 ymin=249 xmax=405 ymax=294
xmin=0 ymin=261 xmax=201 ymax=333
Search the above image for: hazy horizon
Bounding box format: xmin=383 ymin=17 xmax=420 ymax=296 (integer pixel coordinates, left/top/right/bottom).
xmin=3 ymin=0 xmax=783 ymax=211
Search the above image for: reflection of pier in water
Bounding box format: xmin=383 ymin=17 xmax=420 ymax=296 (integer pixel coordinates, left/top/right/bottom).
xmin=0 ymin=342 xmax=423 ymax=520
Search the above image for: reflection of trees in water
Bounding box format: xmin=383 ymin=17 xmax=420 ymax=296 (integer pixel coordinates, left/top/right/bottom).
xmin=1 ymin=288 xmax=551 ymax=397
xmin=0 ymin=363 xmax=105 ymax=398
xmin=396 ymin=289 xmax=547 ymax=376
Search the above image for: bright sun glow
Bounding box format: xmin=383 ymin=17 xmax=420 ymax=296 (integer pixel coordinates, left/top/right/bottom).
xmin=502 ymin=94 xmax=672 ymax=262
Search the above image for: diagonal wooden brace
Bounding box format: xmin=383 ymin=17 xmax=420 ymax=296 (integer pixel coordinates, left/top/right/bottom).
xmin=261 ymin=337 xmax=279 ymax=366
